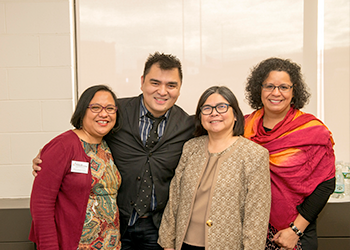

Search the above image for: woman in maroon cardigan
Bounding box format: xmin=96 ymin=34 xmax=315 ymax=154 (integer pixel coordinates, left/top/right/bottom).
xmin=29 ymin=85 xmax=122 ymax=250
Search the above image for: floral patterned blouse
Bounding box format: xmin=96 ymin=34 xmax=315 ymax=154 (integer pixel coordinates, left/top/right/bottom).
xmin=78 ymin=139 xmax=122 ymax=250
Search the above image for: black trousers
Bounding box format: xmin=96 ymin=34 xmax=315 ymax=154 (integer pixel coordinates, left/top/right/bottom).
xmin=121 ymin=216 xmax=162 ymax=250
xmin=181 ymin=242 xmax=205 ymax=250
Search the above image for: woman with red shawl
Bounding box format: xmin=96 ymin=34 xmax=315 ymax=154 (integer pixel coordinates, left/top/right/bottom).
xmin=244 ymin=58 xmax=335 ymax=250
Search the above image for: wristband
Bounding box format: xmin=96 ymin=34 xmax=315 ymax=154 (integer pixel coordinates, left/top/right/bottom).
xmin=289 ymin=222 xmax=304 ymax=237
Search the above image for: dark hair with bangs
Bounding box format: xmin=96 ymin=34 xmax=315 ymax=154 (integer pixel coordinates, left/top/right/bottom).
xmin=70 ymin=85 xmax=122 ymax=134
xmin=245 ymin=57 xmax=310 ymax=110
xmin=143 ymin=52 xmax=183 ymax=81
xmin=194 ymin=86 xmax=244 ymax=137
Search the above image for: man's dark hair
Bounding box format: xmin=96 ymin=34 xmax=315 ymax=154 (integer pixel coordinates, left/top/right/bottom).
xmin=143 ymin=52 xmax=183 ymax=81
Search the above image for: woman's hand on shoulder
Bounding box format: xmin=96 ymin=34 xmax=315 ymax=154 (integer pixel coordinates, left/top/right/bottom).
xmin=164 ymin=248 xmax=175 ymax=250
xmin=272 ymin=227 xmax=299 ymax=250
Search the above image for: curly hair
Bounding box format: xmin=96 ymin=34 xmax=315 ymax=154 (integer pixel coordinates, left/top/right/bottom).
xmin=245 ymin=57 xmax=310 ymax=110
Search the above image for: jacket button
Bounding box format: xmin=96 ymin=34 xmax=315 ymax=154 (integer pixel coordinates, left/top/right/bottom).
xmin=206 ymin=220 xmax=213 ymax=227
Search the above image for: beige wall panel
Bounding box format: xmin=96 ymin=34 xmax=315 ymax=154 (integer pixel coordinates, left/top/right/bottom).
xmin=0 ymin=134 xmax=11 ymax=165
xmin=0 ymin=3 xmax=5 ymax=34
xmin=325 ymin=63 xmax=350 ymax=161
xmin=0 ymin=101 xmax=42 ymax=132
xmin=8 ymin=68 xmax=72 ymax=99
xmin=324 ymin=48 xmax=350 ymax=162
xmin=6 ymin=2 xmax=69 ymax=34
xmin=78 ymin=41 xmax=120 ymax=92
xmin=183 ymin=1 xmax=201 ymax=66
xmin=302 ymin=0 xmax=318 ymax=116
xmin=0 ymin=165 xmax=34 ymax=198
xmin=40 ymin=35 xmax=71 ymax=66
xmin=324 ymin=0 xmax=350 ymax=162
xmin=0 ymin=68 xmax=7 ymax=100
xmin=0 ymin=0 xmax=73 ymax=198
xmin=0 ymin=35 xmax=39 ymax=67
xmin=11 ymin=132 xmax=60 ymax=165
xmin=0 ymin=132 xmax=61 ymax=198
xmin=42 ymin=100 xmax=73 ymax=131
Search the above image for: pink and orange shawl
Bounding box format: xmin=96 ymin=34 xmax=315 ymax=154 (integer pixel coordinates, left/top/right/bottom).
xmin=244 ymin=107 xmax=335 ymax=231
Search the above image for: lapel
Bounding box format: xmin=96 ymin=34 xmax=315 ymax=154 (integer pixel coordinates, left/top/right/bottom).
xmin=123 ymin=96 xmax=183 ymax=152
xmin=151 ymin=105 xmax=180 ymax=151
xmin=123 ymin=95 xmax=144 ymax=148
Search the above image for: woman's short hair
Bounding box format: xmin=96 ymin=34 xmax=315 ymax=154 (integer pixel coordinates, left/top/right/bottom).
xmin=245 ymin=57 xmax=310 ymax=110
xmin=70 ymin=85 xmax=122 ymax=134
xmin=194 ymin=86 xmax=244 ymax=137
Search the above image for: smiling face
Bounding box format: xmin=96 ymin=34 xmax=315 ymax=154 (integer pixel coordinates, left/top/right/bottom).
xmin=261 ymin=70 xmax=293 ymax=119
xmin=140 ymin=63 xmax=181 ymax=117
xmin=81 ymin=91 xmax=117 ymax=143
xmin=200 ymin=93 xmax=235 ymax=137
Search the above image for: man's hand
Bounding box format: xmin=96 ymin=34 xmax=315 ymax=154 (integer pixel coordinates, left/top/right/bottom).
xmin=32 ymin=149 xmax=42 ymax=177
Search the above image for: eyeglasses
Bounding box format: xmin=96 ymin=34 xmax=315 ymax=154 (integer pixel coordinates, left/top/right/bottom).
xmin=88 ymin=104 xmax=118 ymax=114
xmin=200 ymin=103 xmax=231 ymax=115
xmin=262 ymin=84 xmax=293 ymax=93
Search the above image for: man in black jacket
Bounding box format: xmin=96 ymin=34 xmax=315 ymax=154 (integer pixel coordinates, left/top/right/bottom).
xmin=106 ymin=52 xmax=194 ymax=249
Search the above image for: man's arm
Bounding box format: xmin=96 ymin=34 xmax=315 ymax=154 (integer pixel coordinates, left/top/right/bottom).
xmin=32 ymin=149 xmax=42 ymax=177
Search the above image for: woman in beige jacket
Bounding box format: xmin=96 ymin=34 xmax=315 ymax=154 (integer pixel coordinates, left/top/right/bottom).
xmin=158 ymin=86 xmax=271 ymax=250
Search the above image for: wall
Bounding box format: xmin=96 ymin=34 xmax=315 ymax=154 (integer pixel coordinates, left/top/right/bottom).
xmin=0 ymin=0 xmax=349 ymax=199
xmin=0 ymin=0 xmax=74 ymax=198
xmin=76 ymin=0 xmax=305 ymax=116
xmin=76 ymin=0 xmax=350 ymax=162
xmin=323 ymin=0 xmax=350 ymax=164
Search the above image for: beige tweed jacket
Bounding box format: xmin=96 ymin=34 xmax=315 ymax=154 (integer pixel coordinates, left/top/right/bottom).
xmin=158 ymin=135 xmax=271 ymax=250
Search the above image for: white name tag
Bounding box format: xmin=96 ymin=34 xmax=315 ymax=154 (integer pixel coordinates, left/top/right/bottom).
xmin=71 ymin=160 xmax=89 ymax=174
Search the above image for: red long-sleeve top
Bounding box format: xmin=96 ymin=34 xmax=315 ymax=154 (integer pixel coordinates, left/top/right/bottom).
xmin=29 ymin=130 xmax=91 ymax=250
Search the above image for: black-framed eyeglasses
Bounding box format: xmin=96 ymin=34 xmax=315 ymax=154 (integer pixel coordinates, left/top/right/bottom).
xmin=200 ymin=103 xmax=231 ymax=115
xmin=88 ymin=103 xmax=118 ymax=114
xmin=262 ymin=84 xmax=293 ymax=93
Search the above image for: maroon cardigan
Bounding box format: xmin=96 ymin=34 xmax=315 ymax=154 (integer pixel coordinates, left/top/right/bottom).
xmin=29 ymin=130 xmax=91 ymax=250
